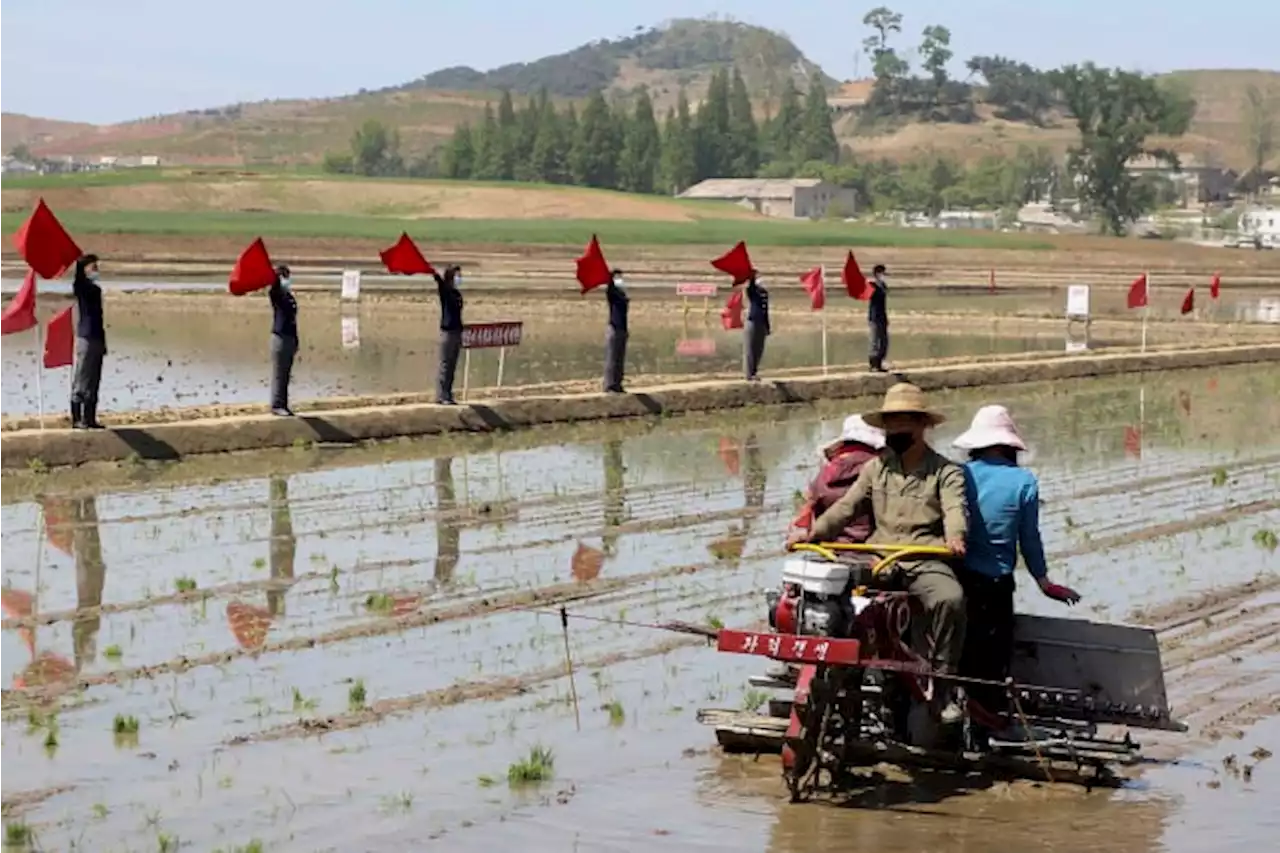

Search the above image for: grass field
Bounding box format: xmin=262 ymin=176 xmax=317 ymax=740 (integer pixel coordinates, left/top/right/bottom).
xmin=0 ymin=208 xmax=1053 ymax=249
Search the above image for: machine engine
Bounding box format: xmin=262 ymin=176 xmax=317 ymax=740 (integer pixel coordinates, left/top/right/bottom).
xmin=765 ymin=554 xmax=872 ymax=639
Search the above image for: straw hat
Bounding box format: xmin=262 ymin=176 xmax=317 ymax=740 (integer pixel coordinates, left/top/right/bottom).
xmin=952 ymin=405 xmax=1028 ymax=452
xmin=862 ymin=383 xmax=946 ymax=429
xmin=819 ymin=414 xmax=885 ymax=458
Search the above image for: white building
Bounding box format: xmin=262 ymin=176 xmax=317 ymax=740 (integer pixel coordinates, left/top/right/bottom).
xmin=678 ymin=178 xmax=856 ymax=220
xmin=1239 ymin=204 xmax=1280 ymax=247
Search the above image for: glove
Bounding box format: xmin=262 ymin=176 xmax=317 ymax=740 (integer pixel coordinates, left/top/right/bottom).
xmin=1040 ymin=580 xmax=1081 ymax=605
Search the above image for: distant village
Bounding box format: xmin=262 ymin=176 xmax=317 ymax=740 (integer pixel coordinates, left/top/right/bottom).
xmin=2 ymin=153 xmax=162 ymax=173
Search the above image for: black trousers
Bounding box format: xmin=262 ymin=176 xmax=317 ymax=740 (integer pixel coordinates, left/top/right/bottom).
xmin=72 ymin=337 xmax=106 ymax=405
xmin=869 ymin=321 xmax=889 ymax=369
xmin=957 ymin=570 xmax=1015 ymax=716
xmin=437 ymin=329 xmax=462 ymax=401
xmin=744 ymin=321 xmax=767 ymax=379
xmin=604 ymin=327 xmax=627 ymax=391
xmin=270 ymin=334 xmax=297 ymax=410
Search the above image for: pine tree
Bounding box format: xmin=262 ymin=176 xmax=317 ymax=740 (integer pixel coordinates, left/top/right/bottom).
xmin=443 ymin=123 xmax=476 ymax=179
xmin=619 ymin=88 xmax=661 ymax=193
xmin=660 ymin=91 xmax=698 ymax=194
xmin=727 ymin=68 xmax=760 ymax=177
xmin=529 ymin=98 xmax=566 ymax=183
xmin=512 ymin=94 xmax=542 ymax=181
xmin=571 ymin=91 xmax=620 ymax=188
xmin=695 ymin=68 xmax=732 ymax=180
xmin=765 ymin=78 xmax=803 ymax=165
xmin=797 ymin=78 xmax=839 ymax=164
xmin=472 ymin=104 xmax=499 ymax=180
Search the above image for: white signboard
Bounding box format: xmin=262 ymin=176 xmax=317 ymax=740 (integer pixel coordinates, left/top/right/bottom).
xmin=1065 ymin=338 xmax=1088 ymax=353
xmin=340 ymin=270 xmax=362 ymax=301
xmin=341 ymin=315 xmax=360 ymax=349
xmin=1066 ymin=284 xmax=1090 ymax=319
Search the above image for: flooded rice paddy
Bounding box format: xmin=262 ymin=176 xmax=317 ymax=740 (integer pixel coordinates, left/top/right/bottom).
xmin=2 ymin=364 xmax=1279 ymax=852
xmin=0 ymin=295 xmax=1087 ymax=417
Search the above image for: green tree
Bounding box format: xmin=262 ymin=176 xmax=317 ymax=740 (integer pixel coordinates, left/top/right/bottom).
xmin=1052 ymin=64 xmax=1196 ymax=235
xmin=443 ymin=123 xmax=476 ymax=179
xmin=571 ymin=90 xmax=620 ymax=188
xmin=695 ymin=67 xmax=733 ymax=180
xmin=763 ymin=78 xmax=803 ymax=165
xmin=321 ymin=151 xmax=354 ymax=174
xmin=472 ymin=104 xmax=500 ymax=180
xmin=619 ymin=88 xmax=662 ymax=193
xmin=727 ymin=68 xmax=761 ymax=176
xmin=796 ymin=78 xmax=839 ymax=164
xmin=350 ymin=119 xmax=401 ymax=176
xmin=529 ymin=99 xmax=567 ymax=183
xmin=9 ymin=143 xmax=32 ymax=161
xmin=918 ymin=25 xmax=952 ymax=109
xmin=512 ymin=93 xmax=543 ymax=181
xmin=862 ymin=6 xmax=909 ymax=117
xmin=1242 ymin=84 xmax=1277 ymax=184
xmin=660 ymin=92 xmax=698 ymax=194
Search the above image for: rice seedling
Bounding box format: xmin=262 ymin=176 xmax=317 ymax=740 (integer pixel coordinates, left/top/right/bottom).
xmin=103 ymin=644 xmax=123 ymax=660
xmin=174 ymin=577 xmax=198 ymax=593
xmin=113 ymin=714 xmax=140 ymax=735
xmin=364 ymin=592 xmax=394 ymax=614
xmin=5 ymin=822 xmax=33 ymax=847
xmin=742 ymin=689 xmax=769 ymax=713
xmin=507 ymin=745 xmax=555 ymax=786
xmin=603 ymin=699 xmax=626 ymax=726
xmin=292 ymin=687 xmax=318 ymax=712
xmin=348 ymin=679 xmax=367 ymax=710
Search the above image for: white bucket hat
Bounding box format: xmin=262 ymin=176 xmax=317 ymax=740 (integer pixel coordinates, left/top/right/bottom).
xmin=820 ymin=414 xmax=886 ymax=458
xmin=952 ymin=405 xmax=1028 ymax=452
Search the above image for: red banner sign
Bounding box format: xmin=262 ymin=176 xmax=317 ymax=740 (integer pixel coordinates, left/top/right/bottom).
xmin=677 ymin=282 xmax=718 ymax=297
xmin=717 ymin=629 xmax=862 ymax=665
xmin=462 ymin=321 xmax=523 ymax=349
xmin=676 ymin=338 xmax=717 ymax=357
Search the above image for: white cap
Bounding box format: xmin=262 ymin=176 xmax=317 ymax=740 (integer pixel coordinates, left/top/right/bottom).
xmin=820 ymin=414 xmax=885 ymax=458
xmin=952 ymin=405 xmax=1028 ymax=452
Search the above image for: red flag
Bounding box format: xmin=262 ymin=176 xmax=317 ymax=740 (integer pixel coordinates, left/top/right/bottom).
xmin=799 ymin=267 xmax=825 ymax=311
xmin=380 ymin=232 xmax=435 ymax=275
xmin=1 ymin=269 xmax=38 ymax=336
xmin=1210 ymin=272 xmax=1221 ymax=300
xmin=576 ymin=234 xmax=611 ymax=294
xmin=228 ymin=238 xmax=276 ymax=296
xmin=43 ymin=307 xmax=74 ymax=369
xmin=1126 ymin=274 xmax=1148 ymax=309
xmin=1123 ymin=426 xmax=1142 ymax=459
xmin=13 ymin=199 xmax=82 ymax=280
xmin=711 ymin=241 xmax=753 ymax=285
xmin=841 ymin=251 xmax=871 ymax=300
xmin=720 ymin=288 xmax=744 ymax=330
xmin=1180 ymin=287 xmax=1195 ymax=315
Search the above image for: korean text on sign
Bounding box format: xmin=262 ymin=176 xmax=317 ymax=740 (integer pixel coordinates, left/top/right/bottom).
xmin=461 ymin=322 xmax=524 ymax=349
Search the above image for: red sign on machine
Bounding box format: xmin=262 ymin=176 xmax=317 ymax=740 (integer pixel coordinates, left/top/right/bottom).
xmin=676 ymin=282 xmax=718 ymax=297
xmin=676 ymin=338 xmax=717 ymax=357
xmin=717 ymin=629 xmax=862 ymax=665
xmin=462 ymin=321 xmax=523 ymax=349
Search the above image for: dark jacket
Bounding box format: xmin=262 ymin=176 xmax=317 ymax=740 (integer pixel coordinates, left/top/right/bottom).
xmin=269 ymin=283 xmax=298 ymax=338
xmin=606 ymin=283 xmax=629 ymax=332
xmin=807 ymin=444 xmax=878 ymax=543
xmin=73 ymin=273 xmax=105 ymax=342
xmin=746 ymin=280 xmax=770 ymax=334
xmin=868 ymin=279 xmax=888 ymax=327
xmin=434 ymin=273 xmax=463 ymax=332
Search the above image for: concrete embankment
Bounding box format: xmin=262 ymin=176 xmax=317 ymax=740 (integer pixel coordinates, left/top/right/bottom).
xmin=4 ymin=343 xmax=1278 ymax=470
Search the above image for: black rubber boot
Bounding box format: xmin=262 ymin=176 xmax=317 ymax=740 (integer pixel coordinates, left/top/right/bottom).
xmin=70 ymin=399 xmax=86 ymax=430
xmin=83 ymin=399 xmax=105 ymax=430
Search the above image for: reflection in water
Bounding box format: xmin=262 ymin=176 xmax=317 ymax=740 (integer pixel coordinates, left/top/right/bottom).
xmin=267 ymin=476 xmax=296 ymax=616
xmin=603 ymin=439 xmax=625 ymax=557
xmin=72 ymin=495 xmax=106 ymax=670
xmin=708 ymin=433 xmax=768 ymax=564
xmin=435 ymin=457 xmax=460 ymax=585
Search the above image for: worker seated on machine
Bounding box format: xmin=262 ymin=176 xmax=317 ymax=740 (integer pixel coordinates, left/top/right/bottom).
xmin=790 ymin=414 xmax=885 ymax=549
xmin=951 ymin=406 xmax=1081 ymax=729
xmin=789 ymin=384 xmax=969 ymax=725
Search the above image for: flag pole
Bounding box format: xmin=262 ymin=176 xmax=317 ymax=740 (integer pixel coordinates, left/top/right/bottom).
xmin=1141 ymin=270 xmax=1150 ymax=353
xmin=496 ymin=346 xmax=507 ymax=389
xmin=820 ymin=266 xmax=828 ymax=376
xmin=35 ymin=323 xmax=46 ymax=431
xmin=461 ymin=349 xmax=472 ymax=402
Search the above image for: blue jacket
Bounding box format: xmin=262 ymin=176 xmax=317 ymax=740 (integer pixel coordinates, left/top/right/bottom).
xmin=962 ymin=457 xmax=1048 ymax=581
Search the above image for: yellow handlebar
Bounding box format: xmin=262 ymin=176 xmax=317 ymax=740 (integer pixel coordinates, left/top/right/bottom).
xmin=789 ymin=542 xmax=954 ymax=575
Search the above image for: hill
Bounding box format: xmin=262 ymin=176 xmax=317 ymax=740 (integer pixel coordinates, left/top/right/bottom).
xmin=3 ymin=18 xmax=1278 ymax=172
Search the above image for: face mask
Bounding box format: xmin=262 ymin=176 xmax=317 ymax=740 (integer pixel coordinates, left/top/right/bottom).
xmin=613 ymin=277 xmax=624 ymax=288
xmin=87 ymin=270 xmax=100 ymax=282
xmin=884 ymin=432 xmax=915 ymax=455
xmin=279 ymin=277 xmax=292 ymax=290
xmin=875 ymin=274 xmax=885 ymax=285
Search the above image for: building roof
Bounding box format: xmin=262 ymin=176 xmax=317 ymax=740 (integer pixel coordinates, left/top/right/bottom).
xmin=678 ymin=178 xmax=825 ymax=200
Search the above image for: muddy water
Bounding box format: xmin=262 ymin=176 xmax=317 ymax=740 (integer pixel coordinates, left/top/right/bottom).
xmin=2 ymin=364 xmax=1278 ymax=851
xmin=0 ymin=295 xmax=1077 ymax=416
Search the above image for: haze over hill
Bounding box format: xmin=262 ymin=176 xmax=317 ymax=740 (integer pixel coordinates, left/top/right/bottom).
xmin=3 ymin=18 xmax=1277 ymax=172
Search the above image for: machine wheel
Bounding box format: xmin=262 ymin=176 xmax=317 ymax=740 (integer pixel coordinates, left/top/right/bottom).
xmin=782 ymin=666 xmax=830 ymax=802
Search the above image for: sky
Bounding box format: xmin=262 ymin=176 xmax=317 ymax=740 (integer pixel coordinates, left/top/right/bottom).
xmin=2 ymin=0 xmax=1277 ymax=125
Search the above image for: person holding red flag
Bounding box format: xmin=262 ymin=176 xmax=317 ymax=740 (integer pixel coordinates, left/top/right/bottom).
xmin=268 ymin=265 xmax=299 ymax=416
xmin=70 ymin=254 xmax=107 ymax=429
xmin=868 ymin=264 xmax=890 ymax=372
xmin=743 ymin=271 xmax=770 ymax=381
xmin=603 ymin=268 xmax=629 ymax=393
xmin=433 ymin=264 xmax=464 ymax=405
